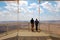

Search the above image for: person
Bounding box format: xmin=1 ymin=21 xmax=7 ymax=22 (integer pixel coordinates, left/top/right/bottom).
xmin=35 ymin=19 xmax=39 ymax=31
xmin=30 ymin=18 xmax=34 ymax=32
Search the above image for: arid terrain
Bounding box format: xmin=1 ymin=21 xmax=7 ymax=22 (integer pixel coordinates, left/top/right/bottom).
xmin=0 ymin=21 xmax=60 ymax=40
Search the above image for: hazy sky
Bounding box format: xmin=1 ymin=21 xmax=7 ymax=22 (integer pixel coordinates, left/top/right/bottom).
xmin=0 ymin=0 xmax=60 ymax=21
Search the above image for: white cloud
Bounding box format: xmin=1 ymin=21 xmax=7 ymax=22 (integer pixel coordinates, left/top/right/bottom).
xmin=40 ymin=8 xmax=44 ymax=13
xmin=40 ymin=1 xmax=60 ymax=21
xmin=0 ymin=10 xmax=17 ymax=21
xmin=29 ymin=3 xmax=38 ymax=8
xmin=0 ymin=1 xmax=18 ymax=21
xmin=1 ymin=1 xmax=60 ymax=21
xmin=41 ymin=1 xmax=54 ymax=12
xmin=19 ymin=1 xmax=28 ymax=6
xmin=5 ymin=1 xmax=18 ymax=14
xmin=19 ymin=1 xmax=40 ymax=21
xmin=0 ymin=1 xmax=40 ymax=21
xmin=40 ymin=1 xmax=60 ymax=13
xmin=55 ymin=1 xmax=60 ymax=13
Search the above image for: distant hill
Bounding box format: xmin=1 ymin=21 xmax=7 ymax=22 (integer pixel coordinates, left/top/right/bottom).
xmin=0 ymin=20 xmax=60 ymax=24
xmin=40 ymin=20 xmax=60 ymax=24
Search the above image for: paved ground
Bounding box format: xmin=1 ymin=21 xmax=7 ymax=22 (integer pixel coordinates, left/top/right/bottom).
xmin=0 ymin=30 xmax=51 ymax=40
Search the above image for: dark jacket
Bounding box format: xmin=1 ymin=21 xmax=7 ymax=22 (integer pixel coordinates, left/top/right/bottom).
xmin=35 ymin=20 xmax=39 ymax=25
xmin=30 ymin=19 xmax=34 ymax=24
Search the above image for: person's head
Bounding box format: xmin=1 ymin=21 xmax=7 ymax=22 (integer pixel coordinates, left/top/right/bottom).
xmin=36 ymin=19 xmax=38 ymax=20
xmin=31 ymin=18 xmax=33 ymax=20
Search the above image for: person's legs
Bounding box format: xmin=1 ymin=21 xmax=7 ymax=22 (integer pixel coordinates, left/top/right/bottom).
xmin=31 ymin=24 xmax=34 ymax=31
xmin=31 ymin=24 xmax=32 ymax=31
xmin=36 ymin=25 xmax=38 ymax=31
xmin=36 ymin=25 xmax=37 ymax=31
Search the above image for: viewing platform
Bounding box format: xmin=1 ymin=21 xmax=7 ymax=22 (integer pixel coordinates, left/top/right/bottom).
xmin=0 ymin=30 xmax=52 ymax=40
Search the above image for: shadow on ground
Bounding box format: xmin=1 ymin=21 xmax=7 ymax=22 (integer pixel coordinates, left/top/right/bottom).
xmin=3 ymin=36 xmax=60 ymax=40
xmin=3 ymin=36 xmax=50 ymax=40
xmin=50 ymin=36 xmax=60 ymax=40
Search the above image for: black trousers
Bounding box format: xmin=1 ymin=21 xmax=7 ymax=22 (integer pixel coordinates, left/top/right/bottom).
xmin=36 ymin=25 xmax=38 ymax=31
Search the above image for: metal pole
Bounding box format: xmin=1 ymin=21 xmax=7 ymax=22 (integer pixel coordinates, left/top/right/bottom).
xmin=6 ymin=24 xmax=8 ymax=35
xmin=38 ymin=0 xmax=40 ymax=31
xmin=16 ymin=0 xmax=19 ymax=40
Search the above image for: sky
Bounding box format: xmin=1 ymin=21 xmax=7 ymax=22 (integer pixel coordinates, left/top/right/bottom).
xmin=0 ymin=0 xmax=60 ymax=21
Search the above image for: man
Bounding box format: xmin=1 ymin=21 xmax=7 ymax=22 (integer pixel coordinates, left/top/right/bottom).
xmin=35 ymin=19 xmax=39 ymax=31
xmin=30 ymin=18 xmax=34 ymax=32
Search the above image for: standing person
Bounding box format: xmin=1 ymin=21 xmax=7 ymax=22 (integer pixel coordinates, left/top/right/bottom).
xmin=30 ymin=18 xmax=34 ymax=32
xmin=35 ymin=19 xmax=39 ymax=31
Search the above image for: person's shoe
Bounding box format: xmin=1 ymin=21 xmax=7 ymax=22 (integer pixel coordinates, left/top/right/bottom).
xmin=32 ymin=30 xmax=34 ymax=32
